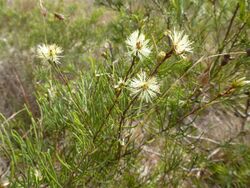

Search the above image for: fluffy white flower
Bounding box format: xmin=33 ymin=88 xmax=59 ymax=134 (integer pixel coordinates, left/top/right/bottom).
xmin=126 ymin=30 xmax=151 ymax=60
xmin=129 ymin=71 xmax=160 ymax=103
xmin=168 ymin=29 xmax=193 ymax=58
xmin=37 ymin=44 xmax=63 ymax=64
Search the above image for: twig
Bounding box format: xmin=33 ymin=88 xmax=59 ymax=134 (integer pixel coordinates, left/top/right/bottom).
xmin=221 ymin=3 xmax=240 ymax=50
xmin=229 ymin=23 xmax=247 ymax=51
xmin=207 ymin=148 xmax=221 ymax=160
xmin=149 ymin=49 xmax=173 ymax=76
xmin=0 ymin=108 xmax=25 ymax=126
xmin=160 ymin=51 xmax=246 ymax=99
xmin=177 ymin=86 xmax=234 ymax=124
xmin=241 ymin=93 xmax=250 ymax=131
xmin=185 ymin=134 xmax=221 ymax=145
xmin=93 ymin=57 xmax=136 ymax=142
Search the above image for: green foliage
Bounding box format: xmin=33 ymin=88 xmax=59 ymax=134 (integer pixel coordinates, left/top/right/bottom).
xmin=0 ymin=0 xmax=250 ymax=187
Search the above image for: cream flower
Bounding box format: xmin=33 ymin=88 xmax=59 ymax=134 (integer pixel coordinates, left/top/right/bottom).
xmin=126 ymin=30 xmax=151 ymax=60
xmin=34 ymin=168 xmax=42 ymax=181
xmin=37 ymin=44 xmax=63 ymax=64
xmin=232 ymin=77 xmax=250 ymax=87
xmin=114 ymin=78 xmax=127 ymax=90
xmin=168 ymin=29 xmax=193 ymax=58
xmin=129 ymin=71 xmax=160 ymax=103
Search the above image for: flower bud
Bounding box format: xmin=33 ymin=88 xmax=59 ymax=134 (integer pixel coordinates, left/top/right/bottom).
xmin=221 ymin=54 xmax=231 ymax=66
xmin=157 ymin=51 xmax=166 ymax=63
xmin=232 ymin=77 xmax=250 ymax=88
xmin=164 ymin=30 xmax=171 ymax=37
xmin=246 ymin=48 xmax=250 ymax=57
xmin=101 ymin=51 xmax=108 ymax=59
xmin=54 ymin=12 xmax=65 ymax=21
xmin=104 ymin=42 xmax=110 ymax=49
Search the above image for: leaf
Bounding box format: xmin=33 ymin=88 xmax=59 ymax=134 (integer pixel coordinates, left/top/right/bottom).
xmin=239 ymin=0 xmax=248 ymax=21
xmin=172 ymin=0 xmax=184 ymax=23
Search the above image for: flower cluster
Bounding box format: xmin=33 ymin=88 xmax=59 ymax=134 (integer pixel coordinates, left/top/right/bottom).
xmin=123 ymin=29 xmax=193 ymax=102
xmin=125 ymin=30 xmax=160 ymax=102
xmin=168 ymin=29 xmax=193 ymax=58
xmin=37 ymin=44 xmax=63 ymax=64
xmin=36 ymin=29 xmax=193 ymax=104
xmin=129 ymin=71 xmax=160 ymax=103
xmin=126 ymin=30 xmax=151 ymax=60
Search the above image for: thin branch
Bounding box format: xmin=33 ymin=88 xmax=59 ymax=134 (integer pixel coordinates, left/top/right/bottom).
xmin=241 ymin=93 xmax=250 ymax=131
xmin=0 ymin=108 xmax=25 ymax=126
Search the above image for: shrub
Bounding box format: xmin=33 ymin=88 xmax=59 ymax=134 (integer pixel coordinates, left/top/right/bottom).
xmin=0 ymin=0 xmax=249 ymax=187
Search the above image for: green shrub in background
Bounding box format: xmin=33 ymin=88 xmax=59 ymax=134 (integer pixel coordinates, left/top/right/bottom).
xmin=0 ymin=0 xmax=249 ymax=187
